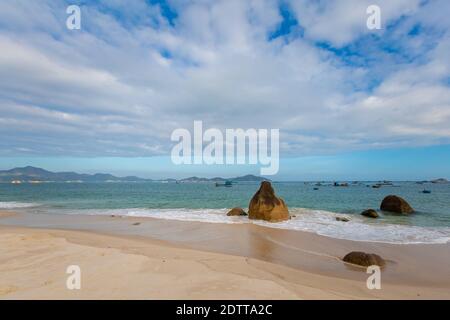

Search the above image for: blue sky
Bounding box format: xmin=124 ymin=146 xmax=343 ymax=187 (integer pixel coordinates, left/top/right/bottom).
xmin=1 ymin=144 xmax=449 ymax=181
xmin=0 ymin=0 xmax=450 ymax=180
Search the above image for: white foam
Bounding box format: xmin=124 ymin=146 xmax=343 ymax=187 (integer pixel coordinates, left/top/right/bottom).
xmin=255 ymin=208 xmax=450 ymax=244
xmin=55 ymin=207 xmax=450 ymax=244
xmin=0 ymin=202 xmax=39 ymax=209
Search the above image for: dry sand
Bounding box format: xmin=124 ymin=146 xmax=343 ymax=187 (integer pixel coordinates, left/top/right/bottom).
xmin=0 ymin=211 xmax=449 ymax=299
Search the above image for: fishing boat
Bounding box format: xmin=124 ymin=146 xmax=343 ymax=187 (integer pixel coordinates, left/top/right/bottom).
xmin=215 ymin=180 xmax=233 ymax=187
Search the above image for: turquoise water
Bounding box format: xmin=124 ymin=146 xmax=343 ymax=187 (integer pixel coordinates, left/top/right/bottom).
xmin=1 ymin=181 xmax=450 ymax=243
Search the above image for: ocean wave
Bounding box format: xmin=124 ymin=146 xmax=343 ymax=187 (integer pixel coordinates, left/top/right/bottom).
xmin=255 ymin=208 xmax=450 ymax=244
xmin=54 ymin=207 xmax=450 ymax=244
xmin=0 ymin=201 xmax=40 ymax=209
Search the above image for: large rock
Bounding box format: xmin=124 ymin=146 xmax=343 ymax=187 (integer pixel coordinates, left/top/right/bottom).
xmin=361 ymin=209 xmax=379 ymax=218
xmin=227 ymin=207 xmax=247 ymax=216
xmin=380 ymin=195 xmax=414 ymax=214
xmin=248 ymin=181 xmax=289 ymax=222
xmin=343 ymin=252 xmax=385 ymax=267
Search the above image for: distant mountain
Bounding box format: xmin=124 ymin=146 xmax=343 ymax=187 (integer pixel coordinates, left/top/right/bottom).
xmin=431 ymin=178 xmax=449 ymax=184
xmin=179 ymin=176 xmax=214 ymax=183
xmin=0 ymin=166 xmax=150 ymax=183
xmin=179 ymin=174 xmax=268 ymax=183
xmin=0 ymin=166 xmax=270 ymax=184
xmin=231 ymin=174 xmax=269 ymax=182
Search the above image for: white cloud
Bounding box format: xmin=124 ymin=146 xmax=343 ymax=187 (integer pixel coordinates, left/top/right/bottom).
xmin=0 ymin=0 xmax=449 ymax=158
xmin=289 ymin=0 xmax=421 ymax=46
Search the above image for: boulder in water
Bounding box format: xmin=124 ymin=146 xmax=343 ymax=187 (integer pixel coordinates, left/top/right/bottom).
xmin=343 ymin=251 xmax=385 ymax=267
xmin=380 ymin=195 xmax=414 ymax=214
xmin=248 ymin=181 xmax=289 ymax=222
xmin=227 ymin=207 xmax=247 ymax=216
xmin=361 ymin=209 xmax=379 ymax=218
xmin=336 ymin=216 xmax=350 ymax=222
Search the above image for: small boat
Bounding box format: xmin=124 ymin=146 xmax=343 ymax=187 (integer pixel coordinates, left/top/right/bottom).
xmin=422 ymin=189 xmax=431 ymax=194
xmin=215 ymin=180 xmax=233 ymax=187
xmin=333 ymin=182 xmax=349 ymax=187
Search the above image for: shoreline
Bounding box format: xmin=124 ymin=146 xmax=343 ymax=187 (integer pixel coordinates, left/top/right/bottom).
xmin=1 ymin=210 xmax=450 ymax=299
xmin=0 ymin=224 xmax=448 ymax=300
xmin=3 ymin=204 xmax=450 ymax=245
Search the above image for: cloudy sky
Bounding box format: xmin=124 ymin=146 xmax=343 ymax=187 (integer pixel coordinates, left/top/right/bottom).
xmin=0 ymin=0 xmax=449 ymax=180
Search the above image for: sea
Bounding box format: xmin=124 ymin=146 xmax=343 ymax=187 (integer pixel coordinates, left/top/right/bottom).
xmin=1 ymin=181 xmax=449 ymax=244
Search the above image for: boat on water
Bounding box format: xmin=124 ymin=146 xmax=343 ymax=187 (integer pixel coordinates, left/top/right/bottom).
xmin=333 ymin=182 xmax=349 ymax=187
xmin=215 ymin=180 xmax=233 ymax=187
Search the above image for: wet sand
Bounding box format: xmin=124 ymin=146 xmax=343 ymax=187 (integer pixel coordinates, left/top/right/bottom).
xmin=1 ymin=211 xmax=449 ymax=299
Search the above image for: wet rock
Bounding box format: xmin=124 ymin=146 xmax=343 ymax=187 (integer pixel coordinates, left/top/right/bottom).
xmin=380 ymin=195 xmax=414 ymax=214
xmin=227 ymin=207 xmax=247 ymax=216
xmin=248 ymin=181 xmax=289 ymax=223
xmin=343 ymin=251 xmax=385 ymax=267
xmin=361 ymin=209 xmax=379 ymax=218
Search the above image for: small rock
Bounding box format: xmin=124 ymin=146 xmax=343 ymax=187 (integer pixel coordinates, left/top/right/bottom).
xmin=132 ymin=222 xmax=141 ymax=226
xmin=336 ymin=216 xmax=350 ymax=222
xmin=227 ymin=207 xmax=247 ymax=216
xmin=343 ymin=251 xmax=385 ymax=267
xmin=361 ymin=209 xmax=379 ymax=218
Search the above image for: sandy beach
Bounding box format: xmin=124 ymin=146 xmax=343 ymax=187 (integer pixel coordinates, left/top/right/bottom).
xmin=2 ymin=0 xmax=450 ymax=304
xmin=1 ymin=210 xmax=449 ymax=300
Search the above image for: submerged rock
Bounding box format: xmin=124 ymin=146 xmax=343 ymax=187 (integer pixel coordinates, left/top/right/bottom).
xmin=227 ymin=207 xmax=247 ymax=216
xmin=380 ymin=195 xmax=414 ymax=214
xmin=248 ymin=181 xmax=289 ymax=223
xmin=431 ymin=178 xmax=448 ymax=184
xmin=361 ymin=209 xmax=379 ymax=218
xmin=343 ymin=251 xmax=385 ymax=267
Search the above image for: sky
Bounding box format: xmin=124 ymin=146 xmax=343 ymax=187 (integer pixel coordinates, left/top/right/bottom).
xmin=0 ymin=0 xmax=450 ymax=180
